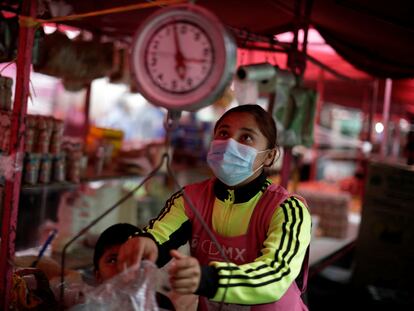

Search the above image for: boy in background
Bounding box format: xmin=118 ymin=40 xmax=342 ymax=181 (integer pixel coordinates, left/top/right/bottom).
xmin=93 ymin=223 xmax=176 ymax=310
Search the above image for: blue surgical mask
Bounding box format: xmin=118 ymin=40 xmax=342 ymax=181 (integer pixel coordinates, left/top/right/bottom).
xmin=207 ymin=138 xmax=269 ymax=186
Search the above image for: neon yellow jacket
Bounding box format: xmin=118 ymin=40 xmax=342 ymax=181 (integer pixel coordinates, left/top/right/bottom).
xmin=143 ymin=173 xmax=311 ymax=304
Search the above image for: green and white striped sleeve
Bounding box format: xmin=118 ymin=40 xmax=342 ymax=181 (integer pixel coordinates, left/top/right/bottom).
xmin=143 ymin=190 xmax=192 ymax=266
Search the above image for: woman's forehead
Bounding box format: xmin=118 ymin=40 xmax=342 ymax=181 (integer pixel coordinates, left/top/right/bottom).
xmin=217 ymin=112 xmax=257 ymax=128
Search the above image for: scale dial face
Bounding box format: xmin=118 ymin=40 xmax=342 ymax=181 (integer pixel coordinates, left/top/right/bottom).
xmin=145 ymin=21 xmax=214 ymax=94
xmin=131 ymin=4 xmax=236 ymax=111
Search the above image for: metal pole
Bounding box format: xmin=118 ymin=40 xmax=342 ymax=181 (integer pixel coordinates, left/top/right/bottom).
xmin=380 ymin=78 xmax=392 ymax=158
xmin=0 ymin=0 xmax=36 ymax=308
xmin=367 ymin=79 xmax=379 ymax=143
xmin=83 ymin=83 xmax=91 ymax=143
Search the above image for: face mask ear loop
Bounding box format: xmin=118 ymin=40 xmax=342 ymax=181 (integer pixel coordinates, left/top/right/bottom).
xmin=256 ymin=148 xmax=273 ymax=168
xmin=251 ymin=163 xmax=265 ymax=176
xmin=246 ymin=148 xmax=266 ymax=177
xmin=260 ymin=148 xmax=278 ymax=168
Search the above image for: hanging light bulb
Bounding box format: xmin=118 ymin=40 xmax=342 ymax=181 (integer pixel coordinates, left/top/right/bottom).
xmin=375 ymin=122 xmax=384 ymax=134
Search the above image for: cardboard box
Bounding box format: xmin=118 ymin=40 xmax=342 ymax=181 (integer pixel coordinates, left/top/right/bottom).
xmin=297 ymin=187 xmax=350 ymax=238
xmin=352 ymin=161 xmax=414 ymax=290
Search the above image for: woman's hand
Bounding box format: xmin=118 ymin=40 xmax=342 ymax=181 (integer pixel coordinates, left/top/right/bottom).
xmin=168 ymin=250 xmax=201 ymax=294
xmin=117 ymin=236 xmax=158 ymax=271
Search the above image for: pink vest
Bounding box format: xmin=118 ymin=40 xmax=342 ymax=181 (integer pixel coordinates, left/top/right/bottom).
xmin=184 ymin=178 xmax=309 ymax=311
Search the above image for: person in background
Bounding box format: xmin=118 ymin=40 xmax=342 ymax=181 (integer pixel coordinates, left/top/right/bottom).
xmin=99 ymin=95 xmax=166 ymax=143
xmin=117 ymin=104 xmax=312 ymax=310
xmin=93 ymin=223 xmax=175 ymax=310
xmin=93 ymin=223 xmax=139 ymax=283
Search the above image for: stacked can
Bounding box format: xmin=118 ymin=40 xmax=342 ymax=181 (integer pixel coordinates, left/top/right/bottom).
xmin=35 ymin=116 xmax=53 ymax=154
xmin=24 ymin=115 xmax=37 ymax=153
xmin=50 ymin=119 xmax=64 ymax=155
xmin=39 ymin=154 xmax=52 ymax=184
xmin=24 ymin=153 xmax=41 ymax=185
xmin=0 ymin=111 xmax=11 ymax=153
xmin=66 ymin=151 xmax=82 ymax=183
xmin=0 ymin=76 xmax=13 ymax=186
xmin=21 ymin=115 xmax=67 ymax=185
xmin=0 ymin=76 xmax=13 ymax=111
xmin=64 ymin=139 xmax=84 ymax=183
xmin=50 ymin=119 xmax=66 ymax=183
xmin=52 ymin=153 xmax=66 ymax=182
xmin=38 ymin=117 xmax=52 ymax=184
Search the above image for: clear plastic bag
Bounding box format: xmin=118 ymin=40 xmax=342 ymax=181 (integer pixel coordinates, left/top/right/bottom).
xmin=73 ymin=260 xmax=159 ymax=311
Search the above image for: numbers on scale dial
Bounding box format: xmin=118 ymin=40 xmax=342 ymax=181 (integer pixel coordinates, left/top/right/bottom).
xmin=145 ymin=21 xmax=214 ymax=94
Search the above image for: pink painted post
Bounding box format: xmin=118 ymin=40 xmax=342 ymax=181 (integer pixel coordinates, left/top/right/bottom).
xmin=0 ymin=0 xmax=37 ymax=308
xmin=309 ymin=68 xmax=325 ymax=180
xmin=368 ymin=79 xmax=379 ymax=144
xmin=380 ymin=78 xmax=393 ymax=158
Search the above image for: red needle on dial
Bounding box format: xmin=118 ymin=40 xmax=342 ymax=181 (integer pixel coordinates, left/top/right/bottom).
xmin=173 ymin=23 xmax=186 ymax=80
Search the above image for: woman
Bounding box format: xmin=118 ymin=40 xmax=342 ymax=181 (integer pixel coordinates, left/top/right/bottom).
xmin=118 ymin=104 xmax=311 ymax=310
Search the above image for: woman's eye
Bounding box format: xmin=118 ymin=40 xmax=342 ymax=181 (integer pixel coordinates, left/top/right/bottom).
xmin=240 ymin=134 xmax=253 ymax=143
xmin=216 ymin=130 xmax=228 ymax=138
xmin=106 ymin=257 xmax=117 ymax=264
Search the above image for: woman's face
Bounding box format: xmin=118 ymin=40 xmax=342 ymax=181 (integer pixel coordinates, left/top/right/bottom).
xmin=96 ymin=245 xmax=121 ymax=283
xmin=214 ymin=112 xmax=275 ymax=185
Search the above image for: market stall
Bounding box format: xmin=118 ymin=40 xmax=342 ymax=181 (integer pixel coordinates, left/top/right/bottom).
xmin=1 ymin=0 xmax=414 ymax=309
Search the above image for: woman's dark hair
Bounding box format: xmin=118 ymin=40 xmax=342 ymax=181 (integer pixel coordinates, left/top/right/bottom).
xmin=214 ymin=104 xmax=278 ymax=149
xmin=93 ymin=223 xmax=139 ymax=271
